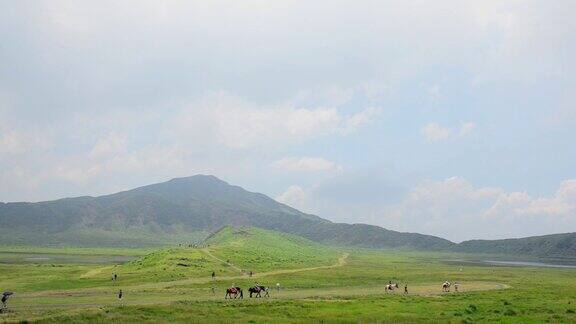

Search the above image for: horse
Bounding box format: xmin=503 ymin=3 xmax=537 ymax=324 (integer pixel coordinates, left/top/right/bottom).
xmin=225 ymin=287 xmax=243 ymax=299
xmin=442 ymin=281 xmax=451 ymax=292
xmin=385 ymin=283 xmax=399 ymax=292
xmin=249 ymin=285 xmax=269 ymax=298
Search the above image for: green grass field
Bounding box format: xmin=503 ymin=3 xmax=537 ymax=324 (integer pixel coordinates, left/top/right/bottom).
xmin=1 ymin=227 xmax=575 ymax=323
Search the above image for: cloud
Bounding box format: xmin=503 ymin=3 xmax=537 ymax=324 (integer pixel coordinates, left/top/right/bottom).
xmin=421 ymin=122 xmax=476 ymax=141
xmin=0 ymin=127 xmax=52 ymax=156
xmin=172 ymin=92 xmax=381 ymax=149
xmin=277 ymin=185 xmax=308 ymax=210
xmin=458 ymin=122 xmax=476 ymax=137
xmin=89 ymin=132 xmax=127 ymax=159
xmin=421 ymin=123 xmax=452 ymax=141
xmin=272 ymin=157 xmax=342 ymax=172
xmin=0 ymin=89 xmax=379 ymax=201
xmin=276 ymin=169 xmax=406 ymax=223
xmin=379 ymin=177 xmax=576 ymax=242
xmin=277 ymin=175 xmax=576 ymax=242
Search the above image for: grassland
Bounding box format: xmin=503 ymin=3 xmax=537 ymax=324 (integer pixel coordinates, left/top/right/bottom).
xmin=0 ymin=227 xmax=575 ymax=323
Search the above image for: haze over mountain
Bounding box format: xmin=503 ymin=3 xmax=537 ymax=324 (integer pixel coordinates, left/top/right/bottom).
xmin=0 ymin=175 xmax=574 ymax=258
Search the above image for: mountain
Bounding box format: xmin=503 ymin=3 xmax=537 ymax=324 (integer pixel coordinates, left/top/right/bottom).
xmin=454 ymin=232 xmax=576 ymax=259
xmin=0 ymin=175 xmax=452 ymax=250
xmin=1 ymin=175 xmax=574 ymax=258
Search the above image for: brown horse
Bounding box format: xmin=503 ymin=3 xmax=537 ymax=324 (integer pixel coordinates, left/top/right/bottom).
xmin=225 ymin=287 xmax=243 ymax=299
xmin=249 ymin=285 xmax=269 ymax=298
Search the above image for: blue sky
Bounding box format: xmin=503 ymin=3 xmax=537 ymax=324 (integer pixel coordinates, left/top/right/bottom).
xmin=1 ymin=1 xmax=575 ymax=241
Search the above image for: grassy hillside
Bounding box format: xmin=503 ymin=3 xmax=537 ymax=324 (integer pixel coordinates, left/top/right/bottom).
xmin=117 ymin=248 xmax=238 ymax=284
xmin=455 ymin=232 xmax=576 ymax=259
xmin=204 ymin=226 xmax=341 ymax=272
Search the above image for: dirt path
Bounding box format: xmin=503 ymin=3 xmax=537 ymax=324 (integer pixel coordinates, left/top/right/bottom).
xmin=10 ymin=252 xmax=511 ymax=315
xmin=7 ymin=281 xmax=509 ymax=313
xmin=80 ymin=265 xmax=114 ymax=278
xmin=18 ymin=252 xmax=350 ymax=298
xmin=200 ymin=249 xmax=245 ymax=274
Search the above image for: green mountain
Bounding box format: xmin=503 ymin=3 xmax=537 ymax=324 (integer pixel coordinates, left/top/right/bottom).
xmin=1 ymin=174 xmax=574 ymax=258
xmin=454 ymin=232 xmax=576 ymax=259
xmin=0 ymin=175 xmax=451 ymax=250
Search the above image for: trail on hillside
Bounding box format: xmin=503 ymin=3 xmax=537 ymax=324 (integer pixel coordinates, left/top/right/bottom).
xmin=200 ymin=248 xmax=349 ymax=278
xmin=200 ymin=249 xmax=245 ymax=274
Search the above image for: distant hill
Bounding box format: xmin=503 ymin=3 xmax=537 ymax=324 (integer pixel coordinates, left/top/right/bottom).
xmin=1 ymin=174 xmax=574 ymax=258
xmin=0 ymin=175 xmax=451 ymax=250
xmin=454 ymin=232 xmax=576 ymax=259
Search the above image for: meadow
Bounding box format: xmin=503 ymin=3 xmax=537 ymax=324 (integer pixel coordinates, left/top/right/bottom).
xmin=0 ymin=227 xmax=575 ymax=323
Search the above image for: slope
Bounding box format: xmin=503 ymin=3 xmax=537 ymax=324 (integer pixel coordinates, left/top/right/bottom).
xmin=0 ymin=175 xmax=453 ymax=250
xmin=204 ymin=226 xmax=341 ymax=272
xmin=455 ymin=232 xmax=576 ymax=258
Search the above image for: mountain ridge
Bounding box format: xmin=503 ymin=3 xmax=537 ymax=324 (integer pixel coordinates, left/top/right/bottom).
xmin=1 ymin=174 xmax=574 ymax=257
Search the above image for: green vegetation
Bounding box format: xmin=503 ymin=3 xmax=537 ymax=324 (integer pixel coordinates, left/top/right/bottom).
xmin=455 ymin=232 xmax=576 ymax=258
xmin=205 ymin=227 xmax=340 ymax=272
xmin=2 ymin=175 xmax=574 ymax=259
xmin=0 ymin=227 xmax=575 ymax=323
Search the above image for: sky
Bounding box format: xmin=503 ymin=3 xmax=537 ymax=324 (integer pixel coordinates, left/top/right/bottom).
xmin=1 ymin=0 xmax=575 ymax=242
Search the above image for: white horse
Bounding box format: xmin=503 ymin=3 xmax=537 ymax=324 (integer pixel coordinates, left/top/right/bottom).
xmin=442 ymin=281 xmax=451 ymax=292
xmin=385 ymin=283 xmax=399 ymax=292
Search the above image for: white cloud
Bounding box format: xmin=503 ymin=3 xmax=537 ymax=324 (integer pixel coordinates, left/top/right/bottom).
xmin=89 ymin=132 xmax=127 ymax=159
xmin=427 ymin=85 xmax=441 ymax=103
xmin=379 ymin=177 xmax=576 ymax=241
xmin=0 ymin=89 xmax=378 ymax=201
xmin=1 ymin=132 xmax=53 ymax=156
xmin=458 ymin=122 xmax=476 ymax=137
xmin=172 ymin=92 xmax=381 ymax=149
xmin=421 ymin=123 xmax=452 ymax=141
xmin=421 ymin=122 xmax=476 ymax=141
xmin=272 ymin=156 xmax=342 ymax=172
xmin=277 ymin=185 xmax=308 ymax=210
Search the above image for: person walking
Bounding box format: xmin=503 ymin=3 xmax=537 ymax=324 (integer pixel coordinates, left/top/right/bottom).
xmin=404 ymin=284 xmax=408 ymax=294
xmin=118 ymin=289 xmax=124 ymax=306
xmin=1 ymin=292 xmax=13 ymax=312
